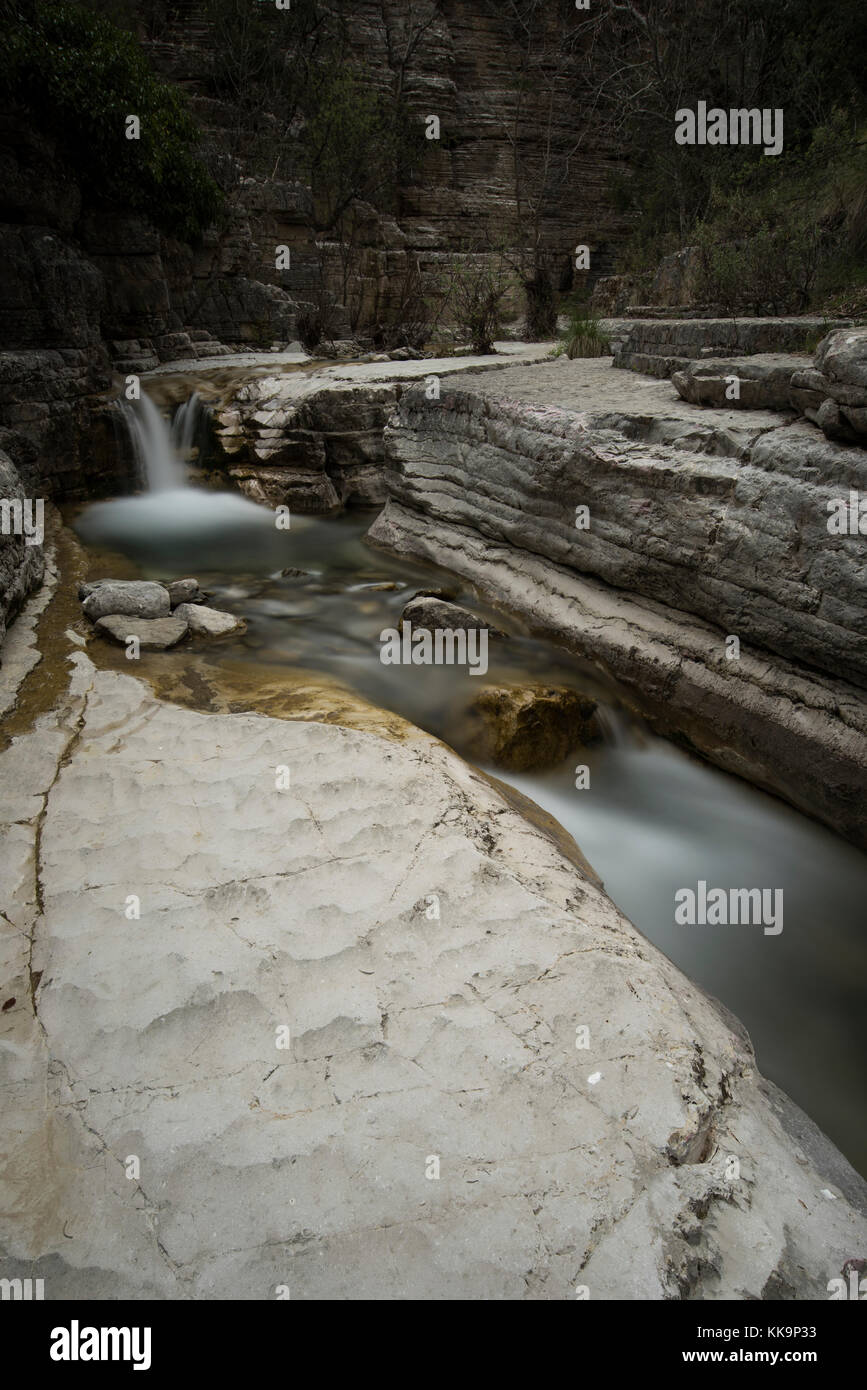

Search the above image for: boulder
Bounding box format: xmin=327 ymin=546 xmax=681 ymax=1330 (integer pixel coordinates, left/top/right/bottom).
xmin=401 ymin=594 xmax=506 ymax=636
xmin=2 ymin=664 xmax=865 ymax=1298
xmin=792 ymin=328 xmax=867 ymax=442
xmin=82 ymin=580 xmax=170 ymax=622
xmin=167 ymin=577 xmax=203 ymax=607
xmin=460 ymin=683 xmax=599 ymax=771
xmin=173 ymin=603 xmax=244 ymax=637
xmin=94 ymin=614 xmax=188 ymax=649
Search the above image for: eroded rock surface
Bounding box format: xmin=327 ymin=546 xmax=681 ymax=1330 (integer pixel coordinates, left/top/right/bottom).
xmin=367 ymin=360 xmax=867 ymax=843
xmin=791 ymin=328 xmax=867 ymax=443
xmin=1 ymin=661 xmax=865 ymax=1300
xmin=0 ymin=448 xmax=44 ymax=647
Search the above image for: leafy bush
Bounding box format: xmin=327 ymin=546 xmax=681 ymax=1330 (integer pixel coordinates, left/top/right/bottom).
xmin=556 ymin=309 xmax=610 ymax=359
xmin=2 ymin=1 xmax=223 ymax=240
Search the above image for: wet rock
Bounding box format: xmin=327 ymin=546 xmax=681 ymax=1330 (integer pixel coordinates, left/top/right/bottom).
xmin=461 ymin=684 xmax=599 ymax=772
xmin=173 ymin=603 xmax=245 ymax=637
xmin=229 ymin=465 xmax=340 ymax=514
xmin=401 ymin=594 xmax=506 ymax=637
xmin=81 ymin=580 xmax=170 ymax=622
xmin=94 ymin=614 xmax=188 ymax=649
xmin=167 ymin=577 xmax=203 ymax=607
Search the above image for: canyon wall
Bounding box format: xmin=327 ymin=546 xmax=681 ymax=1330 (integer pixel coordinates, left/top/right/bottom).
xmin=367 ymin=357 xmax=867 ymax=843
xmin=0 ymin=0 xmax=632 ymax=508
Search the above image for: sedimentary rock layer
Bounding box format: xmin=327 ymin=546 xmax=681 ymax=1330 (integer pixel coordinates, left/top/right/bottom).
xmin=366 ymin=360 xmax=867 ymax=841
xmin=1 ymin=658 xmax=865 ymax=1299
xmin=375 ymin=367 xmax=867 ymax=688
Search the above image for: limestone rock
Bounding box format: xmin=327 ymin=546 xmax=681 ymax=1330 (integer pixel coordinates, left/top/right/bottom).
xmin=0 ymin=449 xmax=44 ymax=649
xmin=82 ymin=579 xmax=171 ymax=622
xmin=612 ymin=317 xmax=850 ymax=378
xmin=94 ymin=613 xmax=188 ymax=649
xmin=672 ymin=355 xmax=805 ymax=411
xmin=401 ymin=594 xmax=505 ymax=636
xmin=1 ymin=664 xmax=865 ymax=1299
xmin=460 ymin=684 xmax=599 ymax=771
xmin=792 ymin=328 xmax=867 ymax=442
xmin=173 ymin=602 xmax=244 ymax=637
xmin=167 ymin=577 xmax=203 ymax=607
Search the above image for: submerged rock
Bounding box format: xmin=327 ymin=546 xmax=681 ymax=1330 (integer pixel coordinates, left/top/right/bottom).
xmin=461 ymin=683 xmax=599 ymax=771
xmin=94 ymin=613 xmax=188 ymax=649
xmin=82 ymin=579 xmax=170 ymax=622
xmin=174 ymin=602 xmax=245 ymax=637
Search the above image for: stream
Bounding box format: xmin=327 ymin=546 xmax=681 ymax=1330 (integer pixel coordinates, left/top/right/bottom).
xmin=73 ymin=401 xmax=867 ymax=1181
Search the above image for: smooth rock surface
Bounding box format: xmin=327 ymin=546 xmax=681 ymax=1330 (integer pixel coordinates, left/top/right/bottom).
xmin=401 ymin=594 xmax=502 ymax=635
xmin=173 ymin=602 xmax=244 ymax=637
xmin=94 ymin=613 xmax=188 ymax=650
xmin=82 ymin=579 xmax=170 ymax=622
xmin=1 ymin=662 xmax=866 ymax=1299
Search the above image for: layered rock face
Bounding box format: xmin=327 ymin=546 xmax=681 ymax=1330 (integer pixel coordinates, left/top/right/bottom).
xmin=791 ymin=328 xmax=867 ymax=444
xmin=2 ymin=659 xmax=865 ymax=1298
xmin=611 ymin=318 xmax=843 ymax=379
xmin=367 ymin=359 xmax=867 ymax=842
xmin=0 ymin=449 xmax=44 ymax=647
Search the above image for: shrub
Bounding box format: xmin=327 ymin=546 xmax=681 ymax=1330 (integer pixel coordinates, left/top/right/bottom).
xmin=443 ymin=252 xmax=516 ymax=354
xmin=557 ymin=309 xmax=610 ymax=359
xmin=2 ymin=1 xmax=223 ymax=241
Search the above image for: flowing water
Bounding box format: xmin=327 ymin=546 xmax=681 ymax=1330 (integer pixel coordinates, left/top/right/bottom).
xmin=74 ymin=395 xmax=867 ymax=1178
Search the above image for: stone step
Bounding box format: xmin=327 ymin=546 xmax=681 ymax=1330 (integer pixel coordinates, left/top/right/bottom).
xmin=612 ymin=317 xmax=853 ymax=377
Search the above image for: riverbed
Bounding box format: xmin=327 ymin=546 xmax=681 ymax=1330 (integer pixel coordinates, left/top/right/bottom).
xmin=74 ymin=503 xmax=867 ymax=1178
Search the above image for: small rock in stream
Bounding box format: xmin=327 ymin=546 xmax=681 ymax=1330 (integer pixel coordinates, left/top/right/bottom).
xmin=173 ymin=603 xmax=245 ymax=636
xmin=167 ymin=577 xmax=204 ymax=607
xmin=81 ymin=580 xmax=171 ymax=621
xmin=95 ymin=614 xmax=188 ymax=650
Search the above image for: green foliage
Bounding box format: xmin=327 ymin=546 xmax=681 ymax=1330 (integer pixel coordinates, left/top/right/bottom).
xmin=2 ymin=1 xmax=223 ymax=240
xmin=602 ymin=0 xmax=867 ymax=306
xmin=554 ymin=309 xmax=610 ymax=360
xmin=302 ymin=61 xmax=425 ymax=233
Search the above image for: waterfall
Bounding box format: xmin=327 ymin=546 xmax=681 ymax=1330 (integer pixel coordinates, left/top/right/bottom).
xmin=172 ymin=391 xmax=211 ymax=462
xmin=76 ymin=386 xmax=300 ymax=570
xmin=123 ymin=393 xmax=188 ymax=492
